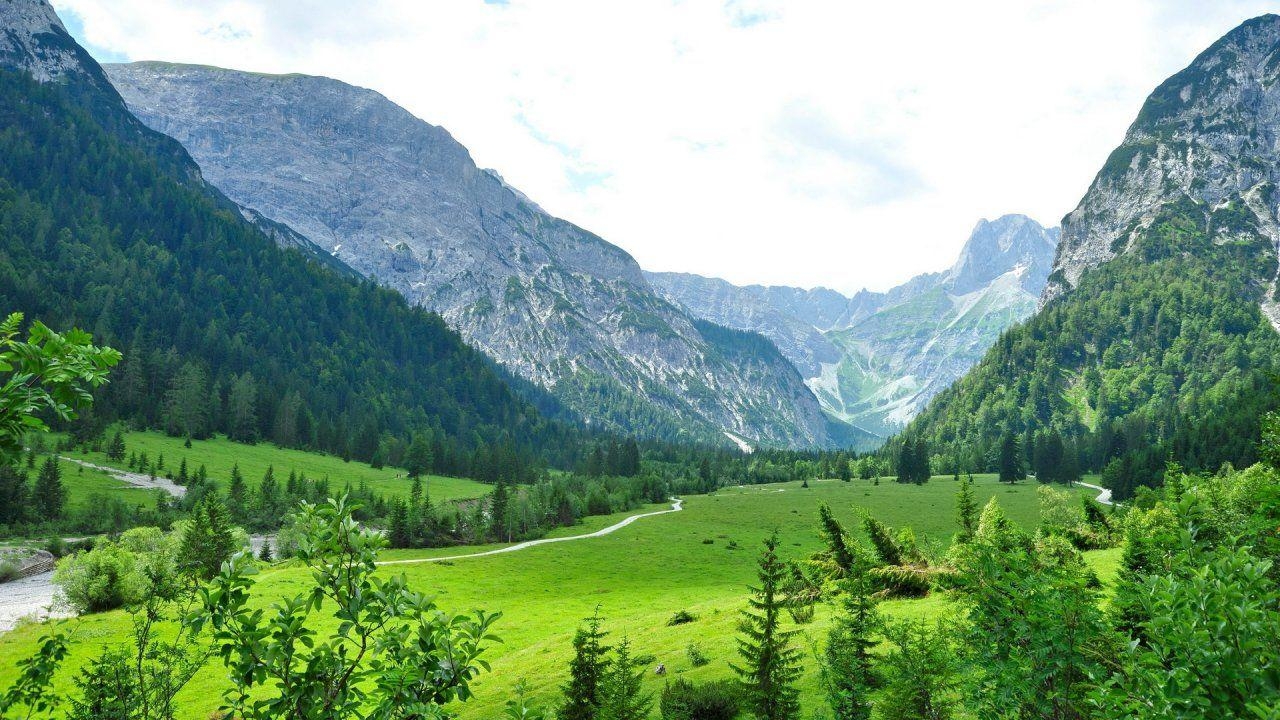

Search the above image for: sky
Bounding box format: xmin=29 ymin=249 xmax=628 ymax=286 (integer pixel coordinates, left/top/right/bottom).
xmin=53 ymin=0 xmax=1280 ymax=294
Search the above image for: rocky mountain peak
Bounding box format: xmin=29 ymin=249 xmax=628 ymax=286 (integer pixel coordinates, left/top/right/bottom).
xmin=105 ymin=60 xmax=850 ymax=448
xmin=948 ymin=214 xmax=1059 ymax=296
xmin=1046 ymin=13 xmax=1280 ymax=306
xmin=0 ymin=0 xmax=103 ymax=85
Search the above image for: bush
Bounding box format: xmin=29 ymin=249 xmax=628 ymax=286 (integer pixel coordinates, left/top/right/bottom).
xmin=0 ymin=558 xmax=19 ymax=583
xmin=685 ymin=643 xmax=709 ymax=667
xmin=660 ymin=678 xmax=741 ymax=720
xmin=52 ymin=542 xmax=144 ymax=613
xmin=44 ymin=536 xmax=68 ymax=557
xmin=667 ymin=610 xmax=697 ymax=626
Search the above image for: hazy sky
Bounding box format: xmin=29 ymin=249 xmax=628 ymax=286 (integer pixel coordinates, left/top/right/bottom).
xmin=54 ymin=0 xmax=1279 ymax=294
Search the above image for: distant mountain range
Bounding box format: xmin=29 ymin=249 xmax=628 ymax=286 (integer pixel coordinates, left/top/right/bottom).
xmin=104 ymin=62 xmax=864 ymax=450
xmin=648 ymin=215 xmax=1059 ymax=437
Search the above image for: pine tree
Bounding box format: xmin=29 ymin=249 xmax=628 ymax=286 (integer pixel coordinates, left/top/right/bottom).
xmin=258 ymin=539 xmax=273 ymax=562
xmin=896 ymin=442 xmax=915 ymax=484
xmin=387 ymin=498 xmax=412 ymax=549
xmin=227 ymin=372 xmax=258 ymax=443
xmin=824 ymin=568 xmax=880 ymax=720
xmin=179 ymin=494 xmax=238 ymax=580
xmin=226 ymin=463 xmax=248 ymax=524
xmin=0 ymin=465 xmax=29 ymax=525
xmin=733 ymin=531 xmax=803 ymax=720
xmin=818 ymin=503 xmax=856 ymax=572
xmin=256 ymin=466 xmax=280 ymax=528
xmin=559 ymin=610 xmax=611 ymax=720
xmin=955 ymin=476 xmax=978 ymax=543
xmin=490 ymin=479 xmax=510 ymax=542
xmin=32 ymin=456 xmax=65 ymax=521
xmin=599 ymin=636 xmax=651 ymax=720
xmin=998 ymin=432 xmax=1025 ymax=484
xmin=106 ymin=429 xmax=126 ymax=462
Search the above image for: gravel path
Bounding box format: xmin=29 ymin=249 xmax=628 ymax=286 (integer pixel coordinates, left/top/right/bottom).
xmin=0 ymin=571 xmax=67 ymax=633
xmin=59 ymin=455 xmax=186 ymax=498
xmin=377 ymin=498 xmax=683 ymax=567
xmin=1075 ymin=481 xmax=1114 ymax=506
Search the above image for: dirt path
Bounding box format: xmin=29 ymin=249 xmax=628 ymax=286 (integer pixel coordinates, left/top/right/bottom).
xmin=377 ymin=498 xmax=683 ymax=567
xmin=1074 ymin=481 xmax=1114 ymax=506
xmin=59 ymin=455 xmax=186 ymax=498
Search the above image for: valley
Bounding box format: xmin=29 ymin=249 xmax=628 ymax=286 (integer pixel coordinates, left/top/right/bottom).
xmin=0 ymin=1 xmax=1277 ymax=718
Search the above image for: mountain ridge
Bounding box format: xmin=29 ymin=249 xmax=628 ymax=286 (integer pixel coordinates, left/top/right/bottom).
xmin=648 ymin=214 xmax=1059 ymax=437
xmin=104 ymin=60 xmax=860 ymax=449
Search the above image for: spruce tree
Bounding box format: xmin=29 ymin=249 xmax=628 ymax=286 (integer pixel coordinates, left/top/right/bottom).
xmin=824 ymin=568 xmax=880 ymax=720
xmin=226 ymin=463 xmax=248 ymax=524
xmin=106 ymin=429 xmax=126 ymax=462
xmin=559 ymin=610 xmax=611 ymax=720
xmin=817 ymin=503 xmax=856 ymax=572
xmin=599 ymin=636 xmax=651 ymax=720
xmin=258 ymin=539 xmax=273 ymax=562
xmin=490 ymin=479 xmax=510 ymax=542
xmin=998 ymin=433 xmax=1025 ymax=484
xmin=179 ymin=494 xmax=238 ymax=580
xmin=733 ymin=531 xmax=803 ymax=720
xmin=387 ymin=498 xmax=412 ymax=549
xmin=32 ymin=456 xmax=65 ymax=521
xmin=955 ymin=476 xmax=978 ymax=543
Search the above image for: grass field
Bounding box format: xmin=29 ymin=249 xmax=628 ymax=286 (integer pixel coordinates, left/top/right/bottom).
xmin=0 ymin=473 xmax=1115 ymax=718
xmin=52 ymin=430 xmax=492 ymax=506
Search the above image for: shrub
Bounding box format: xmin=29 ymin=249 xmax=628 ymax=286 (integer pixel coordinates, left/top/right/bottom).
xmin=660 ymin=678 xmax=741 ymax=720
xmin=44 ymin=537 xmax=68 ymax=558
xmin=52 ymin=542 xmax=143 ymax=613
xmin=686 ymin=643 xmax=709 ymax=667
xmin=667 ymin=610 xmax=697 ymax=626
xmin=0 ymin=558 xmax=20 ymax=583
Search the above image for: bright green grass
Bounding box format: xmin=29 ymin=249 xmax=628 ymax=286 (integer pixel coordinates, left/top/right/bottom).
xmin=0 ymin=475 xmax=1105 ymax=718
xmin=56 ymin=430 xmax=490 ymax=504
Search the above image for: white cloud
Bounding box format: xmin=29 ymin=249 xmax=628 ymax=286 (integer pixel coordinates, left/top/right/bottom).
xmin=53 ymin=0 xmax=1280 ymax=293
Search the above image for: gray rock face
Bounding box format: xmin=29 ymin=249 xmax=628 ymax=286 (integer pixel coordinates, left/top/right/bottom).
xmin=649 ymin=214 xmax=1058 ymax=437
xmin=1046 ymin=13 xmax=1280 ymax=322
xmin=105 ymin=61 xmax=842 ymax=448
xmin=0 ymin=0 xmax=89 ymax=83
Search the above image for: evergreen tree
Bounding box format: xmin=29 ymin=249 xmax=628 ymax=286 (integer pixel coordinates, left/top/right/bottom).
xmin=490 ymin=479 xmax=510 ymax=542
xmin=32 ymin=456 xmax=65 ymax=521
xmin=0 ymin=465 xmax=29 ymax=525
xmin=255 ymin=466 xmax=280 ymax=528
xmin=162 ymin=362 xmax=211 ymax=439
xmin=955 ymin=476 xmax=978 ymax=543
xmin=559 ymin=610 xmax=611 ymax=720
xmin=912 ymin=438 xmax=931 ymax=484
xmin=179 ymin=494 xmax=238 ymax=581
xmin=599 ymin=636 xmax=651 ymax=720
xmin=226 ymin=373 xmax=258 ymax=443
xmin=387 ymin=498 xmax=412 ymax=549
xmin=817 ymin=503 xmax=856 ymax=573
xmin=258 ymin=539 xmax=273 ymax=562
xmin=877 ymin=619 xmax=960 ymax=720
xmin=998 ymin=432 xmax=1025 ymax=484
xmin=105 ymin=429 xmax=126 ymax=462
xmin=823 ymin=569 xmax=879 ymax=720
xmin=733 ymin=531 xmax=803 ymax=720
xmin=896 ymin=442 xmax=915 ymax=484
xmin=226 ymin=463 xmax=248 ymax=525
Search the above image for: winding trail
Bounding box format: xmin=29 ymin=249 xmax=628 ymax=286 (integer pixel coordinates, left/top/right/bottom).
xmin=377 ymin=498 xmax=683 ymax=567
xmin=59 ymin=455 xmax=186 ymax=498
xmin=1074 ymin=481 xmax=1114 ymax=506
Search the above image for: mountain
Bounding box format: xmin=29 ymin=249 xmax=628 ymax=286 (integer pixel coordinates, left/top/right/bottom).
xmin=103 ymin=62 xmax=858 ymax=450
xmin=648 ymin=214 xmax=1058 ymax=437
xmin=0 ymin=0 xmax=600 ymax=477
xmin=903 ymin=15 xmax=1280 ymax=499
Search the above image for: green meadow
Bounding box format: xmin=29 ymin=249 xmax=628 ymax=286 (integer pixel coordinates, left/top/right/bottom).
xmin=0 ymin=472 xmax=1115 ymax=719
xmin=53 ymin=430 xmax=491 ymax=505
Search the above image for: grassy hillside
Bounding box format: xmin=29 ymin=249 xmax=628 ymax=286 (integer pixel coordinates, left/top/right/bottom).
xmin=57 ymin=430 xmax=490 ymax=504
xmin=0 ymin=474 xmax=1106 ymax=718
